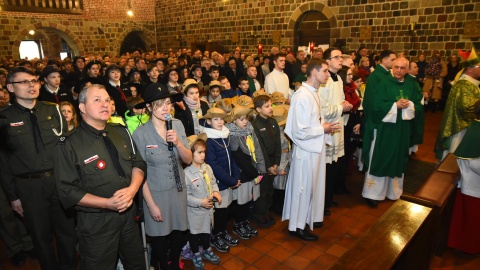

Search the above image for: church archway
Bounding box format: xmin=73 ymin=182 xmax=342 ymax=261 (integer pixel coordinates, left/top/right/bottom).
xmin=12 ymin=22 xmax=84 ymax=59
xmin=120 ymin=31 xmax=148 ymax=55
xmin=295 ymin=11 xmax=330 ymax=50
xmin=286 ymin=2 xmax=338 ymax=51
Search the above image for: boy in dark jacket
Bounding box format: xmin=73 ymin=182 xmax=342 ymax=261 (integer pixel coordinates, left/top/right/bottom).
xmin=251 ymin=95 xmax=282 ymax=227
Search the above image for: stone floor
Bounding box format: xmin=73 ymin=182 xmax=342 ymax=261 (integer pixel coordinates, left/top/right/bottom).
xmin=1 ymin=111 xmax=479 ymax=270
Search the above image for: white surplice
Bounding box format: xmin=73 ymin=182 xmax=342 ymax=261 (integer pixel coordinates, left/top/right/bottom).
xmin=282 ymin=82 xmax=328 ymax=231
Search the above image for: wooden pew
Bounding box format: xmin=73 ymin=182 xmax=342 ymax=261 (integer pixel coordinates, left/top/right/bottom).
xmin=402 ymin=154 xmax=459 ymax=257
xmin=328 ymin=199 xmax=434 ymax=270
xmin=330 ymin=154 xmax=460 ymax=270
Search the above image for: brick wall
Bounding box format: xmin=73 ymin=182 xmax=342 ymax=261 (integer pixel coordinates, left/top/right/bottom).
xmin=156 ymin=0 xmax=480 ymax=57
xmin=0 ymin=0 xmax=156 ymax=59
xmin=1 ymin=0 xmax=479 ymax=59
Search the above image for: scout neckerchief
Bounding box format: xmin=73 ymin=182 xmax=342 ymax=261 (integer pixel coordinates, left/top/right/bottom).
xmin=201 ymin=164 xmax=212 ymax=197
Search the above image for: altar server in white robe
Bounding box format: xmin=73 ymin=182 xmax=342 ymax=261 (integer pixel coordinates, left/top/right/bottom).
xmin=282 ymin=59 xmax=340 ymax=241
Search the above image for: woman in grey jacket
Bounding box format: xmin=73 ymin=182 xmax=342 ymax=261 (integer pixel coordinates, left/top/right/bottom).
xmin=132 ymin=83 xmax=191 ymax=270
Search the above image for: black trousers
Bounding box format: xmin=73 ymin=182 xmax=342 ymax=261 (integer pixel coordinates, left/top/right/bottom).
xmin=252 ymin=174 xmax=274 ymax=219
xmin=150 ymin=230 xmax=186 ymax=270
xmin=325 ymin=157 xmax=344 ymax=208
xmin=0 ymin=185 xmax=33 ymax=257
xmin=234 ymin=201 xmax=250 ymax=223
xmin=212 ymin=207 xmax=229 ymax=235
xmin=16 ymin=176 xmax=77 ymax=270
xmin=77 ymin=206 xmax=145 ymax=270
xmin=189 ymin=233 xmax=210 ymax=254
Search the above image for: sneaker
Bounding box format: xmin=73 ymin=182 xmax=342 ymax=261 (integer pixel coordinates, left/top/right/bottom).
xmin=192 ymin=252 xmax=205 ymax=270
xmin=210 ymin=234 xmax=230 ymax=253
xmin=244 ymin=220 xmax=258 ymax=236
xmin=223 ymin=231 xmax=239 ymax=246
xmin=202 ymin=247 xmax=220 ymax=265
xmin=233 ymin=222 xmax=251 ymax=240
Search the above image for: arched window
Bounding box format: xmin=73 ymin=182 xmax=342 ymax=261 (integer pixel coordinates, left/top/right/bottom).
xmin=19 ymin=40 xmax=43 ymax=60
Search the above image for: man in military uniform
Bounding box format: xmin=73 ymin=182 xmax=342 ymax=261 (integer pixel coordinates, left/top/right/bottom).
xmin=54 ymin=84 xmax=146 ymax=269
xmin=0 ymin=67 xmax=77 ymax=270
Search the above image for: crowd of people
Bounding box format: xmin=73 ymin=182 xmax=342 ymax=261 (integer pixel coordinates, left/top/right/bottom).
xmin=0 ymin=43 xmax=479 ymax=270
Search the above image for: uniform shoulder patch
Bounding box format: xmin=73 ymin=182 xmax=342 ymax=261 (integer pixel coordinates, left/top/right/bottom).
xmin=40 ymin=101 xmax=58 ymax=106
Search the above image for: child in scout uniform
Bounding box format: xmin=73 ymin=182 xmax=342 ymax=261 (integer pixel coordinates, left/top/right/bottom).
xmin=201 ymin=80 xmax=223 ymax=108
xmin=185 ymin=133 xmax=222 ymax=269
xmin=225 ymin=106 xmax=266 ymax=239
xmin=251 ymin=95 xmax=282 ymax=227
xmin=200 ymin=108 xmax=241 ymax=252
xmin=271 ymin=105 xmax=291 ymax=215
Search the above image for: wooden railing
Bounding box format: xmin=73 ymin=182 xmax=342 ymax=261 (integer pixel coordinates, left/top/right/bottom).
xmin=1 ymin=0 xmax=83 ymax=15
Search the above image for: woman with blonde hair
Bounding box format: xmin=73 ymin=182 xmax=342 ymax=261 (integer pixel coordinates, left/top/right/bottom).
xmin=60 ymin=101 xmax=79 ymax=131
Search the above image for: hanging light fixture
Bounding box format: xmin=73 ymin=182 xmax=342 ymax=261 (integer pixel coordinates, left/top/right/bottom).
xmin=127 ymin=0 xmax=133 ymax=17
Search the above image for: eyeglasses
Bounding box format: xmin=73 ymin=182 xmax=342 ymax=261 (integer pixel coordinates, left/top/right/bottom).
xmin=10 ymin=79 xmax=40 ymax=85
xmin=329 ymin=55 xmax=342 ymax=60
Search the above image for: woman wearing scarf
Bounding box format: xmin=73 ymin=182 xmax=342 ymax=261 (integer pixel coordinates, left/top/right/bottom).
xmin=174 ymin=79 xmax=210 ymax=136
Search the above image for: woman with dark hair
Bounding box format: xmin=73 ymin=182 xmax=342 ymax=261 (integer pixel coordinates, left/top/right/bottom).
xmin=174 ymin=79 xmax=210 ymax=136
xmin=178 ymin=66 xmax=190 ymax=84
xmin=164 ymin=68 xmax=182 ymax=93
xmin=82 ymin=60 xmax=102 ymax=79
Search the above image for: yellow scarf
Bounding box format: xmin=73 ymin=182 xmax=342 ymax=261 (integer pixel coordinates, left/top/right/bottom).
xmin=246 ymin=135 xmax=256 ymax=162
xmin=201 ymin=165 xmax=212 ymax=197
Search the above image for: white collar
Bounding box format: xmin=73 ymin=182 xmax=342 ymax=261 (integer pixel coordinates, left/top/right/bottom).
xmin=109 ymin=80 xmax=121 ymax=87
xmin=45 ymin=84 xmax=59 ymax=94
xmin=460 ymin=74 xmax=480 ymax=87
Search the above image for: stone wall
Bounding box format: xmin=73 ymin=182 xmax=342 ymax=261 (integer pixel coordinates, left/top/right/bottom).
xmin=0 ymin=0 xmax=156 ymax=59
xmin=1 ymin=0 xmax=479 ymax=59
xmin=156 ymin=0 xmax=480 ymax=57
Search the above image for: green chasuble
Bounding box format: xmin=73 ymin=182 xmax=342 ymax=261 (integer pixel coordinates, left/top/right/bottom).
xmin=361 ymin=65 xmax=393 ymax=168
xmin=454 ymin=120 xmax=480 ymax=159
xmin=435 ymin=75 xmax=480 ymax=159
xmin=405 ymin=74 xmax=425 ymax=146
xmin=368 ymin=76 xmax=423 ymax=178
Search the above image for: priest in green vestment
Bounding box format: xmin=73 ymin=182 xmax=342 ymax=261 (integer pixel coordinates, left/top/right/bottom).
xmin=361 ymin=50 xmax=397 ymax=169
xmin=405 ymin=61 xmax=427 ymax=153
xmin=435 ymin=46 xmax=480 ymax=161
xmin=362 ymin=57 xmax=423 ymax=208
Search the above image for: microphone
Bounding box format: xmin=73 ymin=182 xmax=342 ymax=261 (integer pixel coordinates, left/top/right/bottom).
xmin=164 ymin=113 xmax=173 ymax=151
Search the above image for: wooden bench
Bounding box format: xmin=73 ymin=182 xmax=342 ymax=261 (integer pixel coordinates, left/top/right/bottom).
xmin=330 ymin=154 xmax=460 ymax=270
xmin=402 ymin=154 xmax=459 ymax=257
xmin=328 ymin=199 xmax=434 ymax=270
